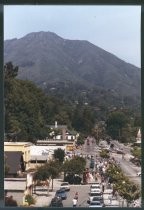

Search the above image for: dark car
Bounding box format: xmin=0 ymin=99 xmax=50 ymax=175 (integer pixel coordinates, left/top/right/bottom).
xmin=50 ymin=197 xmax=63 ymax=207
xmin=55 ymin=189 xmax=67 ymax=200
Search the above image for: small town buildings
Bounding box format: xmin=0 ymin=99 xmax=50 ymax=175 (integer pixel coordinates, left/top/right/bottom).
xmin=4 ymin=178 xmax=26 ymax=206
xmin=47 ymin=121 xmax=78 ymax=141
xmin=4 ymin=142 xmax=33 ymax=170
xmin=5 ymin=151 xmax=25 ymax=177
xmin=30 ymin=145 xmax=66 ymax=168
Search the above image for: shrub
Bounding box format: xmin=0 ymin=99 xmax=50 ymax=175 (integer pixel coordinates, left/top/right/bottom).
xmin=25 ymin=194 xmax=36 ymax=206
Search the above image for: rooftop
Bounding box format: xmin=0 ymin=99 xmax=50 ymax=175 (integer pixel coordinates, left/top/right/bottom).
xmin=4 ymin=142 xmax=33 ymax=146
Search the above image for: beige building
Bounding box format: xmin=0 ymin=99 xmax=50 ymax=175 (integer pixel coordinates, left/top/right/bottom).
xmin=4 ymin=142 xmax=33 ymax=170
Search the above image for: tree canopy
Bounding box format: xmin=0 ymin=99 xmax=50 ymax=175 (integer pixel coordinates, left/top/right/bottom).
xmin=106 ymin=111 xmax=128 ymax=141
xmin=53 ymin=148 xmax=65 ymax=163
xmin=63 ymin=156 xmax=86 ymax=175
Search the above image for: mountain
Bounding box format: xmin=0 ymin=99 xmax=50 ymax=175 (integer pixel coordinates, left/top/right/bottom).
xmin=4 ymin=31 xmax=141 ymax=104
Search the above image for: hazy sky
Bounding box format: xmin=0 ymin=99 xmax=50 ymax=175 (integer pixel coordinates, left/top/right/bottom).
xmin=4 ymin=5 xmax=141 ymax=67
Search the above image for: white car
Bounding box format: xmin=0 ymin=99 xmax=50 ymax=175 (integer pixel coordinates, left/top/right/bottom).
xmin=60 ymin=182 xmax=70 ymax=191
xmin=90 ymin=188 xmax=102 ymax=194
xmin=88 ymin=192 xmax=103 ymax=202
xmin=89 ymin=201 xmax=103 ymax=208
xmin=137 ymin=172 xmax=141 ymax=176
xmin=90 ymin=183 xmax=101 ymax=189
xmin=90 ymin=184 xmax=102 ymax=193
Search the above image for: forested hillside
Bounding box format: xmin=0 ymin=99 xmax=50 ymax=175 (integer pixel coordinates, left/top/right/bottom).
xmin=5 ymin=62 xmax=101 ymax=142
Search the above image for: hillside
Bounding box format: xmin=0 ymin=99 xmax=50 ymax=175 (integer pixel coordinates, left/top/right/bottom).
xmin=4 ymin=31 xmax=141 ymax=107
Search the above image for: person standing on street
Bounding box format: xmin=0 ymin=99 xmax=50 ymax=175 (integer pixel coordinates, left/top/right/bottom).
xmin=72 ymin=198 xmax=77 ymax=207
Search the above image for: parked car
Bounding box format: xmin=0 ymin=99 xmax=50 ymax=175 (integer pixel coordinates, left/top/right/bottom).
xmin=55 ymin=189 xmax=67 ymax=200
xmin=90 ymin=183 xmax=101 ymax=190
xmin=91 ymin=196 xmax=104 ymax=204
xmin=88 ymin=192 xmax=103 ymax=202
xmin=50 ymin=197 xmax=63 ymax=207
xmin=60 ymin=182 xmax=70 ymax=191
xmin=137 ymin=172 xmax=141 ymax=176
xmin=87 ymin=196 xmax=104 ymax=204
xmin=90 ymin=188 xmax=102 ymax=194
xmin=89 ymin=201 xmax=104 ymax=207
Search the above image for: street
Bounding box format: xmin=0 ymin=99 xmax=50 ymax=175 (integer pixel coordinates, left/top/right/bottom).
xmin=110 ymin=153 xmax=141 ymax=186
xmin=63 ymin=185 xmax=89 ymax=207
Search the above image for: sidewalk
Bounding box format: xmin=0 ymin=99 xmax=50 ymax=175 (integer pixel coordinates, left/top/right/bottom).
xmin=33 ymin=179 xmax=63 ymax=207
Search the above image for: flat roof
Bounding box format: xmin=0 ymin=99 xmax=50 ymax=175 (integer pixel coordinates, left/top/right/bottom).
xmin=4 ymin=142 xmax=33 ymax=146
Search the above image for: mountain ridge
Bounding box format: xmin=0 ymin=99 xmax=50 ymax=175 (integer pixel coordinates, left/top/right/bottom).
xmin=4 ymin=31 xmax=141 ymax=102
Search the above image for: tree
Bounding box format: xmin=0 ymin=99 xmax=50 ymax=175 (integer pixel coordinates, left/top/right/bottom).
xmin=99 ymin=149 xmax=110 ymax=159
xmin=33 ymin=165 xmax=50 ymax=182
xmin=131 ymin=147 xmax=141 ymax=159
xmin=76 ymin=135 xmax=85 ymax=146
xmin=46 ymin=160 xmax=61 ymax=191
xmin=118 ymin=183 xmax=140 ymax=206
xmin=106 ymin=163 xmax=140 ymax=207
xmin=54 ymin=148 xmax=65 ymax=163
xmin=106 ymin=111 xmax=128 ymax=141
xmin=4 ymin=62 xmax=18 ymax=80
xmin=33 ymin=160 xmax=60 ymax=192
xmin=63 ymin=156 xmax=86 ymax=176
xmin=24 ymin=194 xmax=36 ymax=206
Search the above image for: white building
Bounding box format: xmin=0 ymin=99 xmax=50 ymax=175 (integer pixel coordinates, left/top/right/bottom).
xmin=136 ymin=128 xmax=141 ymax=144
xmin=30 ymin=145 xmax=66 ymax=168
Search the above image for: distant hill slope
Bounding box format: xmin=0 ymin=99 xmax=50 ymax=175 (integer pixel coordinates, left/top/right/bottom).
xmin=4 ymin=31 xmax=141 ymax=101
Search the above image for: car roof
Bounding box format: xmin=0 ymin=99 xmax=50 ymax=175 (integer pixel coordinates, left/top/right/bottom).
xmin=90 ymin=189 xmax=101 ymax=192
xmin=90 ymin=193 xmax=102 ymax=196
xmin=92 ymin=196 xmax=103 ymax=200
xmin=57 ymin=189 xmax=65 ymax=192
xmin=91 ymin=183 xmax=100 ymax=185
xmin=61 ymin=182 xmax=69 ymax=185
xmin=91 ymin=185 xmax=100 ymax=188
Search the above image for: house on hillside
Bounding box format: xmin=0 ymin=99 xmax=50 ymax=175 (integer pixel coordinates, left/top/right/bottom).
xmin=47 ymin=121 xmax=78 ymax=141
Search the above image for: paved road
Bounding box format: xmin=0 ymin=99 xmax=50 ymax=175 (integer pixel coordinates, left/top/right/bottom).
xmin=64 ymin=138 xmax=141 ymax=207
xmin=111 ymin=153 xmax=141 ymax=187
xmin=63 ymin=184 xmax=120 ymax=207
xmin=111 ymin=140 xmax=131 ymax=154
xmin=63 ymin=185 xmax=89 ymax=207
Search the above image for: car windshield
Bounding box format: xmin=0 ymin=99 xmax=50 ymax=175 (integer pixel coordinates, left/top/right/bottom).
xmin=93 ymin=197 xmax=102 ymax=201
xmin=57 ymin=190 xmax=65 ymax=193
xmin=90 ymin=193 xmax=101 ymax=196
xmin=91 ymin=186 xmax=100 ymax=188
xmin=90 ymin=202 xmax=101 ymax=206
xmin=61 ymin=183 xmax=68 ymax=186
